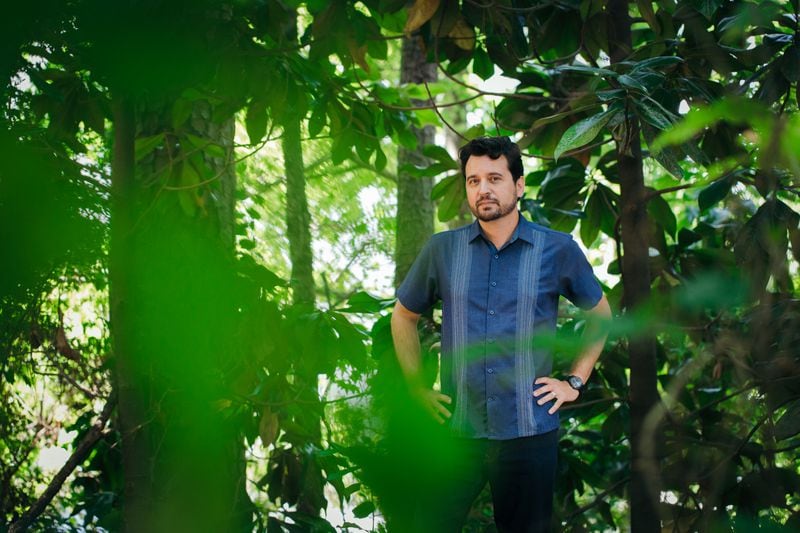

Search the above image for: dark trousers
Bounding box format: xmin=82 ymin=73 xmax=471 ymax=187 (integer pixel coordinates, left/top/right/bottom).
xmin=414 ymin=430 xmax=559 ymax=533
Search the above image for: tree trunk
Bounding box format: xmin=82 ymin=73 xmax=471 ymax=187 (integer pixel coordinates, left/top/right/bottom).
xmin=394 ymin=35 xmax=436 ymax=287
xmin=111 ymin=97 xmax=249 ymax=532
xmin=282 ymin=116 xmax=326 ymax=517
xmin=283 ymin=118 xmax=315 ymax=307
xmin=606 ymin=2 xmax=661 ymax=532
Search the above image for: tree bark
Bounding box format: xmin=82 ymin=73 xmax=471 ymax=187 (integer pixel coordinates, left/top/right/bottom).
xmin=283 ymin=118 xmax=315 ymax=306
xmin=111 ymin=97 xmax=249 ymax=532
xmin=606 ymin=2 xmax=661 ymax=532
xmin=282 ymin=115 xmax=326 ymax=517
xmin=394 ymin=35 xmax=436 ymax=287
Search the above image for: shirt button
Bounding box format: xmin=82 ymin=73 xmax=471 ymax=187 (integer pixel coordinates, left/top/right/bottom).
xmin=494 ymin=254 xmax=499 ymax=259
xmin=488 ymin=396 xmax=495 ymax=402
xmin=489 ymin=310 xmax=495 ymax=315
xmin=487 ymin=368 xmax=494 ymax=374
xmin=491 ymin=281 xmax=497 ymax=287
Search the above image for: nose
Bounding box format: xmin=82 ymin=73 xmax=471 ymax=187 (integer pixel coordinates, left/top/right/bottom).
xmin=478 ymin=179 xmax=491 ymax=194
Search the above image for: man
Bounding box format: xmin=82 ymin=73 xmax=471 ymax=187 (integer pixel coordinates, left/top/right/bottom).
xmin=391 ymin=136 xmax=611 ymax=532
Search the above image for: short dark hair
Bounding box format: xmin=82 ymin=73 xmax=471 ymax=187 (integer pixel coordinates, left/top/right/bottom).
xmin=458 ymin=136 xmax=524 ymax=182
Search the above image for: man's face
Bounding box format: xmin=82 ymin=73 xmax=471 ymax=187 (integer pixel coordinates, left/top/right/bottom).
xmin=465 ymin=154 xmax=524 ymax=222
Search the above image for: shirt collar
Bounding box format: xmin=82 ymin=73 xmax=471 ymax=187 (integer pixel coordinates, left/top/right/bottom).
xmin=468 ymin=212 xmax=537 ymax=246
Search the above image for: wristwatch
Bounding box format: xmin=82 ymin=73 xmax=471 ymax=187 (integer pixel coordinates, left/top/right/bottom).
xmin=566 ymin=375 xmax=585 ymax=395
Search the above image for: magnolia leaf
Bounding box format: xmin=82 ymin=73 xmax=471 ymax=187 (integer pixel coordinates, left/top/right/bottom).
xmin=581 ymin=188 xmax=603 ymax=246
xmin=698 ymin=176 xmax=733 ymax=212
xmin=259 ymin=408 xmax=280 ymax=447
xmin=472 ymin=46 xmax=494 ymax=80
xmin=448 ymin=17 xmax=475 ymax=51
xmin=436 ymin=174 xmax=465 ymax=222
xmin=184 ymin=133 xmax=226 ymax=159
xmin=631 ymin=56 xmax=684 ymax=72
xmin=634 ymin=98 xmax=674 ymax=131
xmin=171 ymin=98 xmax=192 ymax=129
xmin=404 ymin=0 xmax=440 ymax=33
xmin=775 ymin=399 xmax=800 ymax=441
xmin=618 ymin=74 xmax=648 ymax=94
xmin=134 ymin=133 xmax=165 ymax=162
xmin=431 ymin=172 xmax=459 ymax=200
xmin=636 ymin=0 xmax=658 ymax=32
xmin=374 ymin=146 xmax=388 ymax=171
xmin=648 ymin=193 xmax=677 ymax=237
xmin=347 ymin=38 xmax=370 ymax=73
xmin=531 ymin=103 xmax=601 ymax=130
xmin=423 ymin=144 xmax=457 ymax=166
xmin=245 ymin=100 xmax=268 ymax=145
xmin=553 ymin=64 xmax=618 ymax=77
xmin=464 ymin=124 xmax=485 ymax=140
xmin=353 ymin=501 xmax=376 ymax=519
xmin=553 ymin=109 xmax=616 ymax=161
xmin=340 ymin=291 xmax=393 ymax=313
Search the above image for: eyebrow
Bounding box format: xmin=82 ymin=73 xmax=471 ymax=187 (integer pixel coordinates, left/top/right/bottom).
xmin=467 ymin=172 xmax=504 ymax=179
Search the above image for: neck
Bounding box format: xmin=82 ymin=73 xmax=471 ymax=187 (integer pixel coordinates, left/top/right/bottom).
xmin=479 ymin=209 xmax=520 ymax=249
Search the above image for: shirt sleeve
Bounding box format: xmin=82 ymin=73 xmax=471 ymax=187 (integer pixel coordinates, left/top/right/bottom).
xmin=558 ymin=236 xmax=603 ymax=309
xmin=395 ymin=237 xmax=440 ymax=314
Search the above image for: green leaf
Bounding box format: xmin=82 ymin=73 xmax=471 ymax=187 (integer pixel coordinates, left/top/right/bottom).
xmin=340 ymin=291 xmax=393 ymax=313
xmin=553 ymin=109 xmax=616 ymax=161
xmin=245 ymin=100 xmax=268 ymax=145
xmin=436 ymin=173 xmax=466 ymax=222
xmin=530 ymin=103 xmax=601 ymax=130
xmin=631 ymin=56 xmax=684 ymax=72
xmin=423 ymin=144 xmax=457 ymax=166
xmin=775 ymin=399 xmax=800 ymax=441
xmin=780 ymin=44 xmax=800 ymax=83
xmin=352 ymin=500 xmax=376 ymax=519
xmin=374 ymin=147 xmax=387 ymax=171
xmin=397 ymin=127 xmax=418 ymax=150
xmin=618 ymin=74 xmax=648 ymax=93
xmin=691 ymin=0 xmax=723 ymax=20
xmin=648 ymin=193 xmax=677 ymax=237
xmin=634 ymin=98 xmax=675 ymax=131
xmin=472 ymin=46 xmax=494 ymax=80
xmin=432 ymin=172 xmax=458 ymax=200
xmin=581 ymin=188 xmax=603 ymax=246
xmin=308 ymin=103 xmax=327 ymax=138
xmin=172 ymin=98 xmax=193 ymax=130
xmin=698 ymin=176 xmax=733 ymax=212
xmin=553 ymin=64 xmax=618 ymax=78
xmin=134 ymin=133 xmax=165 ymax=162
xmin=464 ymin=124 xmax=485 ymax=139
xmin=184 ymin=133 xmax=226 ymax=159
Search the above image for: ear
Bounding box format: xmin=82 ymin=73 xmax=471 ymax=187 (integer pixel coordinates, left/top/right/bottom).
xmin=516 ymin=176 xmax=525 ymax=199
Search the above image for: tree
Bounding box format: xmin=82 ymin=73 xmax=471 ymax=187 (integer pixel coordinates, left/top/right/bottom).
xmin=3 ymin=1 xmax=800 ymax=531
xmin=394 ymin=34 xmax=437 ymax=286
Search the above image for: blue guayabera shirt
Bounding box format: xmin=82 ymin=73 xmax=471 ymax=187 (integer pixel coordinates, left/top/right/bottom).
xmin=397 ymin=214 xmax=603 ymax=440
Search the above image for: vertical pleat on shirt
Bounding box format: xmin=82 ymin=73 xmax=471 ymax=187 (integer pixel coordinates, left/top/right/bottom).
xmin=515 ymin=231 xmax=544 ymax=436
xmin=449 ymin=229 xmax=472 ymax=433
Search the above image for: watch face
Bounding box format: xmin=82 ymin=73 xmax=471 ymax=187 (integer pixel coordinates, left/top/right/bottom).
xmin=568 ymin=376 xmax=584 ymax=390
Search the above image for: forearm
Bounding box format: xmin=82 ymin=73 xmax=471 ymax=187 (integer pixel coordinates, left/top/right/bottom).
xmin=391 ymin=302 xmax=424 ymax=388
xmin=569 ymin=294 xmax=611 ymax=382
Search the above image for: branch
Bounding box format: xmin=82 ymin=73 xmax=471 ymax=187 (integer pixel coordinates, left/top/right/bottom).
xmin=8 ymin=393 xmax=116 ymax=533
xmin=563 ymin=477 xmax=629 ymax=521
xmin=424 ymin=79 xmax=468 ymax=142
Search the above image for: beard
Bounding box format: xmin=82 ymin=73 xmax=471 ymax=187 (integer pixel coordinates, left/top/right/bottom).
xmin=470 ymin=196 xmax=518 ymax=222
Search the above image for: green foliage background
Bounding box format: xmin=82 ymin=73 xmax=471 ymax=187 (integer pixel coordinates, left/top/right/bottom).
xmin=2 ymin=0 xmax=800 ymax=531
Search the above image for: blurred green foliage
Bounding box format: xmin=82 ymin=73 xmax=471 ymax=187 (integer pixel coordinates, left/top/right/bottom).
xmin=1 ymin=0 xmax=800 ymax=531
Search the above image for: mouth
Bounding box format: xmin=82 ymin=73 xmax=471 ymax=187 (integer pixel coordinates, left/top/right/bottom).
xmin=477 ymin=199 xmax=497 ymax=207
